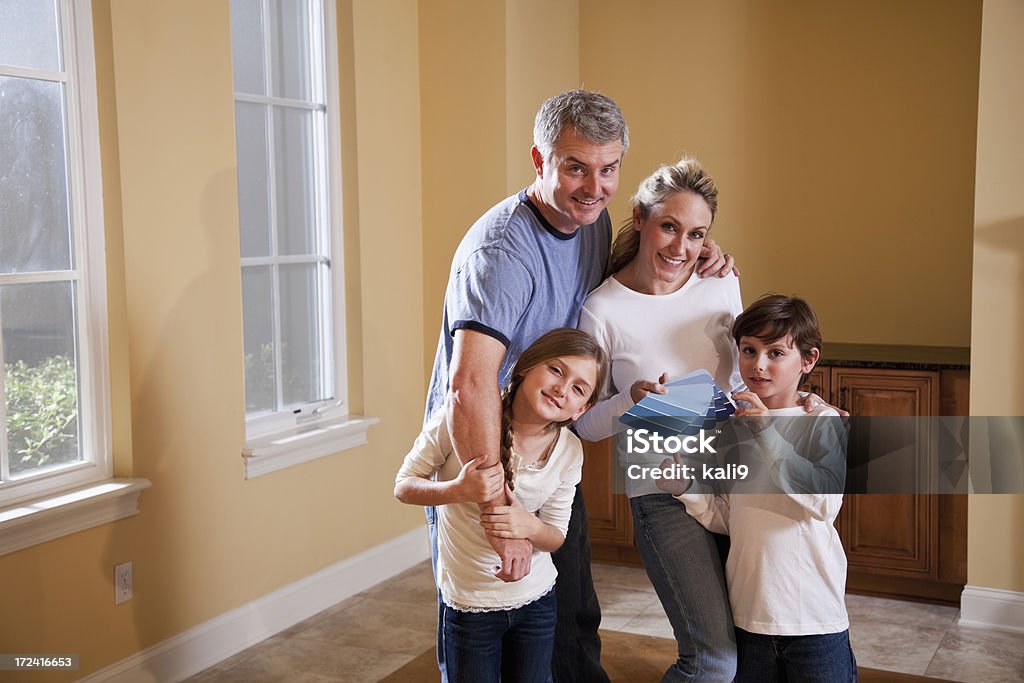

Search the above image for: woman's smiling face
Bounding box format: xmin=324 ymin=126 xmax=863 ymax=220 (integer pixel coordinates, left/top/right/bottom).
xmin=632 ymin=190 xmax=712 ymax=294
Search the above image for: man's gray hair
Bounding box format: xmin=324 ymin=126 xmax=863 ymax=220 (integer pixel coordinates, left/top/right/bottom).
xmin=533 ymin=89 xmax=629 ymax=160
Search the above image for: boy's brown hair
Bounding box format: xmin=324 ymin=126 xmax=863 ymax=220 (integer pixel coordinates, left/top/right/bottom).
xmin=732 ymin=294 xmax=822 ymax=381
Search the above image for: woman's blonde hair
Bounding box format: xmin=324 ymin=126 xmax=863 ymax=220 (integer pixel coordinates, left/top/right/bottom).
xmin=499 ymin=328 xmax=609 ymax=491
xmin=608 ymin=156 xmax=719 ymax=275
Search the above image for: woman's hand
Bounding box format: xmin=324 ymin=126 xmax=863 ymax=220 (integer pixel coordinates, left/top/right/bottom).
xmin=732 ymin=390 xmax=772 ymax=434
xmin=631 ymin=372 xmax=669 ymax=404
xmin=480 ymin=484 xmax=541 ymax=540
xmin=697 ymin=238 xmax=740 ymax=278
xmin=452 ymin=456 xmax=505 ymax=504
xmin=799 ymin=391 xmax=850 ymax=418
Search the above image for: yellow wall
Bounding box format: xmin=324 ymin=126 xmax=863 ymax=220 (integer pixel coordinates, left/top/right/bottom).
xmin=504 ymin=0 xmax=581 ymax=195
xmin=418 ymin=0 xmax=581 ymax=380
xmin=580 ymin=0 xmax=981 ymax=347
xmin=0 ymin=0 xmax=426 ymax=679
xmin=968 ymin=0 xmax=1024 ymax=593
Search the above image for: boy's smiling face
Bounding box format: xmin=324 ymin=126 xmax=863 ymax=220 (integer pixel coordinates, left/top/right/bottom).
xmin=738 ymin=334 xmax=819 ymax=409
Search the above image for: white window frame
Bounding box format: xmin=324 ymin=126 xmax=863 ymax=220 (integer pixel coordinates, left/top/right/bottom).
xmin=0 ymin=0 xmax=146 ymax=556
xmin=233 ymin=0 xmax=375 ymax=477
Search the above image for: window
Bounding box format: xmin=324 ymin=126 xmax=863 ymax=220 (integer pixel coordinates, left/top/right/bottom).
xmin=231 ymin=0 xmax=372 ymax=476
xmin=0 ymin=0 xmax=111 ymax=507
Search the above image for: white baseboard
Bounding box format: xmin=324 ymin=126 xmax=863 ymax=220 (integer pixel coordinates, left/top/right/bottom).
xmin=959 ymin=584 xmax=1024 ymax=635
xmin=78 ymin=527 xmax=430 ymax=682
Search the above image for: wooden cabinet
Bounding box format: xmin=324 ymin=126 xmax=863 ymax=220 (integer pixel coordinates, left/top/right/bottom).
xmin=821 ymin=366 xmax=967 ymax=604
xmin=582 ymin=351 xmax=969 ymax=605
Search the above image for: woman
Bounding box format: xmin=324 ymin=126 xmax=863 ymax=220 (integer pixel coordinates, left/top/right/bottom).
xmin=575 ymin=157 xmax=741 ymax=682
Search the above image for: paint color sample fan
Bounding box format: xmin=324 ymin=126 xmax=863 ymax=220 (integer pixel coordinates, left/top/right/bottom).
xmin=618 ymin=369 xmax=735 ymax=436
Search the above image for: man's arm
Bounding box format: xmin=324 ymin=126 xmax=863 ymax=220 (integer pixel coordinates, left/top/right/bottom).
xmin=447 ymin=330 xmax=505 ymax=469
xmin=447 ymin=329 xmax=534 ymax=582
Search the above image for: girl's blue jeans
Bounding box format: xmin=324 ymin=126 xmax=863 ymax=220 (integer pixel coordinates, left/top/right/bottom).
xmin=735 ymin=628 xmax=858 ymax=682
xmin=441 ymin=589 xmax=557 ymax=683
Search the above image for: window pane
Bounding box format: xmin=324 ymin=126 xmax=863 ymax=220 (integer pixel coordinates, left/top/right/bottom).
xmin=230 ymin=0 xmax=266 ymax=96
xmin=235 ymin=102 xmax=271 ymax=258
xmin=268 ymin=0 xmax=312 ymax=101
xmin=0 ymin=75 xmax=72 ymax=275
xmin=1 ymin=282 xmax=81 ymax=477
xmin=0 ymin=0 xmax=61 ymax=72
xmin=280 ymin=263 xmax=324 ymax=407
xmin=274 ymin=106 xmax=316 ymax=255
xmin=242 ymin=266 xmax=275 ymax=414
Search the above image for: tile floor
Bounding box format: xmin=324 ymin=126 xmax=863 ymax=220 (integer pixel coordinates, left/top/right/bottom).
xmin=188 ymin=560 xmax=1024 ymax=682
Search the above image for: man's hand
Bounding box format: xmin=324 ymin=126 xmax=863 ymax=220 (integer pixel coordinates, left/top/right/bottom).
xmin=630 ymin=372 xmax=669 ymax=404
xmin=452 ymin=456 xmax=505 ymax=504
xmin=489 ymin=536 xmax=533 ymax=582
xmin=697 ymin=237 xmax=740 ymax=278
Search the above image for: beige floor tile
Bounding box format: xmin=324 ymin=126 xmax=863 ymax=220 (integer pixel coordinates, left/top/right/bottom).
xmin=592 ymin=562 xmax=656 ymax=593
xmin=290 ymin=595 xmax=436 ymax=655
xmin=357 ymin=559 xmax=437 ymax=605
xmin=201 ymin=635 xmax=416 ymax=683
xmin=845 ymin=593 xmax=959 ymax=631
xmin=185 ymin=635 xmax=292 ymax=682
xmin=595 ymin=582 xmax=661 ymax=631
xmin=619 ymin=600 xmax=674 ymax=640
xmin=848 ymin=618 xmax=947 ymax=676
xmin=924 ymin=625 xmax=1024 ymax=683
xmin=277 ymin=597 xmax=369 ymax=639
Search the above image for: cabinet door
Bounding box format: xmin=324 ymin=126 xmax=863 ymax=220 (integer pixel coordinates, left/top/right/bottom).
xmin=581 ymin=438 xmax=639 ymax=564
xmin=833 ymin=369 xmax=942 ymax=585
xmin=833 ymin=368 xmax=939 ymax=417
xmin=802 ymin=367 xmax=830 ymax=400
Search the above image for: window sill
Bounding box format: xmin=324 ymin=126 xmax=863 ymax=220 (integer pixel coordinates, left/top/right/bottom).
xmin=242 ymin=414 xmax=379 ymax=479
xmin=0 ymin=478 xmax=151 ymax=557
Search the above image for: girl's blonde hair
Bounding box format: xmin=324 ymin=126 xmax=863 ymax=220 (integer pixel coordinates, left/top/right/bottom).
xmin=499 ymin=328 xmax=609 ymax=491
xmin=608 ymin=156 xmax=719 ymax=275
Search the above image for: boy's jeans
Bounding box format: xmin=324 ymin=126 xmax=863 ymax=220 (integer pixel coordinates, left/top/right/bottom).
xmin=441 ymin=589 xmax=556 ymax=683
xmin=735 ymin=628 xmax=858 ymax=682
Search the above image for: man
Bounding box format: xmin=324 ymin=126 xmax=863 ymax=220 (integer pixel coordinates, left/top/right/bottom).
xmin=425 ymin=90 xmax=733 ymax=682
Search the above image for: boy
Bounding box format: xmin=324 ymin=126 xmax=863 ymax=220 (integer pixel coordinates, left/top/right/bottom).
xmin=658 ymin=294 xmax=857 ymax=682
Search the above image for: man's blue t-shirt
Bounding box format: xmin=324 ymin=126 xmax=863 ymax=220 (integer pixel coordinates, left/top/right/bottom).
xmin=424 ymin=190 xmax=612 ymax=421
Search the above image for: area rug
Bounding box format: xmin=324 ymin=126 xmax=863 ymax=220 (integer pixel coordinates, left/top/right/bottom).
xmin=381 ymin=629 xmax=955 ymax=682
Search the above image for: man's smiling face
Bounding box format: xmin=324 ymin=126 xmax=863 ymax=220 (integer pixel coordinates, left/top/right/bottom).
xmin=530 ymin=126 xmax=624 ymax=234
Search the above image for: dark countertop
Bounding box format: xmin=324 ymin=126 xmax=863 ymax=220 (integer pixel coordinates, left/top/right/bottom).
xmin=818 ymin=343 xmax=970 ymax=371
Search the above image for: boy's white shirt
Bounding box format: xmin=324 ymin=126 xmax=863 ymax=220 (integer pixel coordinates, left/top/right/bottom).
xmin=396 ymin=406 xmax=582 ymax=611
xmin=679 ymin=405 xmax=850 ymax=635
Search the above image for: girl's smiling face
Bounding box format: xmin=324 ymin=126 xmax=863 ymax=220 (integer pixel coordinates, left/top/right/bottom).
xmin=739 ymin=334 xmax=820 ymax=409
xmin=514 ymin=355 xmax=599 ymax=426
xmin=631 ymin=190 xmax=712 ymax=295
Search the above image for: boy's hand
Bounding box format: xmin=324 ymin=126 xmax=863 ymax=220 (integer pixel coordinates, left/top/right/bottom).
xmin=631 ymin=372 xmax=669 ymax=404
xmin=655 ymin=455 xmax=692 ymax=496
xmin=732 ymin=390 xmax=772 ymax=434
xmin=480 ymin=483 xmax=541 ymax=540
xmin=453 ymin=456 xmax=504 ymax=503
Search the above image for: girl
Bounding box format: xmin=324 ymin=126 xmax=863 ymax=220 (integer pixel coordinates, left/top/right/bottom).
xmin=395 ymin=328 xmax=608 ymax=683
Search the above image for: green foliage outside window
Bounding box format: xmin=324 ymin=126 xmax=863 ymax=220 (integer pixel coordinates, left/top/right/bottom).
xmin=4 ymin=355 xmax=79 ymax=474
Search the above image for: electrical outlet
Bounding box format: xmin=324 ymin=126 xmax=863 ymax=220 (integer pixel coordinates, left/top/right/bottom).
xmin=115 ymin=561 xmax=133 ymax=605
